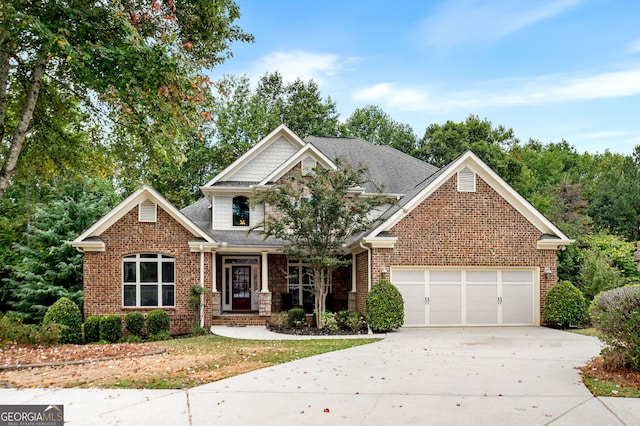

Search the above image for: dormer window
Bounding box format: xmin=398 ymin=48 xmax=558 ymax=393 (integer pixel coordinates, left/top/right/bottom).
xmin=232 ymin=196 xmax=250 ymax=226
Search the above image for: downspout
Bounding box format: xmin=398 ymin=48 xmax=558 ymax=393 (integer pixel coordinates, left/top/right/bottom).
xmin=199 ymin=244 xmax=205 ymax=328
xmin=359 ymin=241 xmax=372 ymax=291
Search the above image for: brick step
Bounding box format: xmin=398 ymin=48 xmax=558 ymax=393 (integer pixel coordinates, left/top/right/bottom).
xmin=212 ymin=314 xmax=267 ymax=326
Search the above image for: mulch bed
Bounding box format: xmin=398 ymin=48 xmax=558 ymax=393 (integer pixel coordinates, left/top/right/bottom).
xmin=266 ymin=323 xmax=371 ymax=336
xmin=578 ymin=356 xmax=640 ymax=391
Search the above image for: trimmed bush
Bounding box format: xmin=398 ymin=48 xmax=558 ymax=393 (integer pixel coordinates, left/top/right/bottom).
xmin=320 ymin=311 xmax=339 ymax=332
xmin=337 ymin=310 xmax=365 ymax=332
xmin=0 ymin=315 xmax=61 ymax=346
xmin=42 ymin=297 xmax=83 ymax=344
xmin=84 ymin=316 xmax=101 ymax=343
xmin=543 ymin=281 xmax=588 ymax=328
xmin=146 ymin=309 xmax=170 ymax=336
xmin=125 ymin=312 xmax=145 ymax=337
xmin=99 ymin=314 xmax=122 ymax=343
xmin=270 ymin=312 xmax=289 ymax=328
xmin=590 ymin=285 xmax=640 ymax=370
xmin=366 ymin=280 xmax=404 ymax=332
xmin=287 ymin=308 xmax=306 ymax=328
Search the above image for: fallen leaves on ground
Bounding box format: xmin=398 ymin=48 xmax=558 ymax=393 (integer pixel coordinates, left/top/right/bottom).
xmin=579 ymin=356 xmax=640 ymax=391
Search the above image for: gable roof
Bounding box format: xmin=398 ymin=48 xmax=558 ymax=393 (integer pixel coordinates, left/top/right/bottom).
xmin=203 ymin=124 xmax=306 ymax=188
xmin=364 ymin=151 xmax=573 ymax=249
xmin=259 ymin=143 xmax=337 ymax=185
xmin=71 ymin=186 xmax=218 ymax=252
xmin=306 ymin=136 xmax=439 ymax=195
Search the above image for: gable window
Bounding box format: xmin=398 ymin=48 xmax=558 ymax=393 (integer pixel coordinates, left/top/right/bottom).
xmin=123 ymin=254 xmax=175 ymax=307
xmin=232 ymin=196 xmax=250 ymax=226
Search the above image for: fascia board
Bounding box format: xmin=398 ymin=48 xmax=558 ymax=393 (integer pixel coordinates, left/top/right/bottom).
xmin=73 ymin=186 xmax=217 ymax=245
xmin=537 ymin=239 xmax=575 ymax=249
xmin=203 ymin=125 xmax=306 ymax=187
xmin=68 ymin=240 xmax=105 ymax=252
xmin=258 ymin=144 xmax=338 ymax=185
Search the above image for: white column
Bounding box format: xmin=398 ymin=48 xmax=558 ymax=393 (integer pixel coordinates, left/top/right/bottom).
xmin=351 ymin=252 xmax=357 ymax=292
xmin=261 ymin=251 xmax=269 ymax=292
xmin=211 ymin=251 xmax=218 ymax=293
xmin=199 ymin=247 xmax=205 ymax=328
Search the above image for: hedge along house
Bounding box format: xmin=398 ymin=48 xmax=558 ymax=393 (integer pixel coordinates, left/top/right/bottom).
xmin=71 ymin=125 xmax=572 ymax=333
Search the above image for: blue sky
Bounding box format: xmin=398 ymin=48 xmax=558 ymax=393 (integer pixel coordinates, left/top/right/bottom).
xmin=211 ymin=0 xmax=640 ymax=154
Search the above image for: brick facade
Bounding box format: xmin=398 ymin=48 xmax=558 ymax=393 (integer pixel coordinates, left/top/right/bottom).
xmin=83 ymin=207 xmax=212 ymax=335
xmin=360 ymin=174 xmax=557 ymax=323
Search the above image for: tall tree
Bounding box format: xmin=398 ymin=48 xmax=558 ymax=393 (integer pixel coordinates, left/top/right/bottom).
xmin=342 ymin=105 xmax=417 ymax=154
xmin=0 ymin=0 xmax=253 ymax=198
xmin=414 ymin=115 xmax=522 ymax=184
xmin=251 ymin=163 xmax=387 ymax=327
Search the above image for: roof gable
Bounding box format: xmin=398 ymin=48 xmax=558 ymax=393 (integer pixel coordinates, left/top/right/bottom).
xmin=367 ymin=151 xmax=572 ymax=247
xmin=203 ymin=125 xmax=305 ymax=188
xmin=259 ymin=143 xmax=337 ymax=185
xmin=71 ymin=186 xmax=217 ymax=251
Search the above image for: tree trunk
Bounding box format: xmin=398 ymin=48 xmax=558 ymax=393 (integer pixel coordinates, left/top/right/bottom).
xmin=0 ymin=34 xmax=11 ymax=145
xmin=0 ymin=55 xmax=46 ymax=199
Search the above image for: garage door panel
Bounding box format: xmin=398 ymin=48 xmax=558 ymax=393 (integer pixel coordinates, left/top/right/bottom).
xmin=396 ymin=284 xmax=426 ymax=325
xmin=429 ymin=283 xmax=462 ymax=325
xmin=466 ymin=284 xmax=498 ymax=324
xmin=393 ymin=270 xmax=425 ymax=283
xmin=502 ymin=283 xmax=534 ymax=324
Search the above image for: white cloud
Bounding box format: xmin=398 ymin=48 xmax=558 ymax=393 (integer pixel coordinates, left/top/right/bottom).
xmin=417 ymin=0 xmax=584 ymax=48
xmin=252 ymin=51 xmax=356 ymax=86
xmin=352 ymin=68 xmax=640 ymax=112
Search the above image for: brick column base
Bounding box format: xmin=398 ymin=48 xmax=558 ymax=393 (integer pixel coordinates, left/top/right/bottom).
xmin=259 ymin=292 xmax=272 ymax=316
xmin=348 ymin=291 xmax=357 ymax=312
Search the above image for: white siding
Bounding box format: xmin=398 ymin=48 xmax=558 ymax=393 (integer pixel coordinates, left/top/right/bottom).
xmin=225 ymin=136 xmax=298 ymax=182
xmin=212 ymin=196 xmax=265 ymax=230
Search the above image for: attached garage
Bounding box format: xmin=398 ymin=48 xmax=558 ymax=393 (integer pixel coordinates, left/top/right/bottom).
xmin=392 ymin=268 xmax=539 ymax=326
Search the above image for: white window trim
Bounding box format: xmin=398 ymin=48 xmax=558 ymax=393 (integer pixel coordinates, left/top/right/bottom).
xmin=122 ymin=254 xmax=175 ymax=308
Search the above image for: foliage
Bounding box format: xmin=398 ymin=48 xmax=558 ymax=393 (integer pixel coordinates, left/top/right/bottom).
xmin=579 ymin=248 xmax=623 ymax=300
xmin=0 ymin=0 xmax=253 ymax=199
xmin=0 ymin=314 xmax=60 ymax=346
xmin=125 ymin=312 xmax=145 ymax=337
xmin=147 ymin=330 xmax=172 ymax=342
xmin=337 ymin=310 xmax=366 ymax=332
xmin=270 ymin=312 xmax=288 ymax=328
xmin=190 ymin=325 xmax=208 ymax=336
xmin=42 ymin=297 xmax=83 ymax=344
xmin=146 ymin=309 xmax=170 ymax=336
xmin=252 ymin=161 xmax=388 ymax=327
xmin=99 ymin=314 xmax=122 ymax=343
xmin=4 ymin=178 xmax=119 ymax=323
xmin=366 ymin=280 xmax=404 ymax=332
xmin=187 ymin=285 xmax=209 ymax=328
xmin=590 ymin=285 xmax=640 ymax=370
xmin=543 ymin=281 xmax=588 ymax=328
xmin=287 ymin=308 xmax=307 ymax=328
xmin=83 ymin=315 xmax=101 ymax=344
xmin=320 ymin=311 xmax=339 ymax=332
xmin=342 ymin=105 xmax=417 ymax=154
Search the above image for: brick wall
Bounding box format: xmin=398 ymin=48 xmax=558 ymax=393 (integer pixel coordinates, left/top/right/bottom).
xmin=366 ymin=174 xmax=557 ymax=323
xmin=83 ymin=207 xmax=212 ymax=335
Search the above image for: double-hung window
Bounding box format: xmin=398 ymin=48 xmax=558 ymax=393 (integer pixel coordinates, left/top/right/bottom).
xmin=288 ymin=259 xmax=315 ymax=310
xmin=123 ymin=254 xmax=175 ymax=307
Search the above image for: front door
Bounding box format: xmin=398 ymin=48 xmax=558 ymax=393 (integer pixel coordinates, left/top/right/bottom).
xmin=232 ymin=265 xmax=251 ymax=310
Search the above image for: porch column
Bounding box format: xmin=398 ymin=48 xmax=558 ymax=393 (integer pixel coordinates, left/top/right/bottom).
xmin=349 ymin=252 xmax=357 ymax=311
xmin=259 ymin=251 xmax=272 ymax=317
xmin=211 ymin=251 xmax=221 ymax=316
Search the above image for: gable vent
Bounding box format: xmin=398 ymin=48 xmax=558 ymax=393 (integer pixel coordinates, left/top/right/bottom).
xmin=457 ymin=167 xmax=476 ymax=192
xmin=301 ymin=156 xmax=316 ymax=176
xmin=138 ymin=200 xmax=157 ymax=222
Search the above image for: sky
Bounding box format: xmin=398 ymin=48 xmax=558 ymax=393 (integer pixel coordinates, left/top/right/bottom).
xmin=210 ymin=0 xmax=640 ymax=155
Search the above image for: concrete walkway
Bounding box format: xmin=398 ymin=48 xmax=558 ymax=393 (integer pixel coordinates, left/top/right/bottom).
xmin=1 ymin=326 xmax=639 ymax=425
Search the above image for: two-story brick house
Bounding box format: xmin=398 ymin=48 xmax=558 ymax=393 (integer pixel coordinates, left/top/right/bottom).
xmin=72 ymin=125 xmax=572 ymax=334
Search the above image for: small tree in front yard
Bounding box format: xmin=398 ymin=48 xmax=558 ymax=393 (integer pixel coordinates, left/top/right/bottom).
xmin=252 ymin=161 xmax=388 ymax=327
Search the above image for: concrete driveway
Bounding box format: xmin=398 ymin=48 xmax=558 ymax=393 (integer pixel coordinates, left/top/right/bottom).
xmin=2 ymin=327 xmax=639 ymax=425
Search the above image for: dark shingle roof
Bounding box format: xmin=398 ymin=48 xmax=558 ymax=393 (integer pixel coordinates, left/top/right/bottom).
xmin=305 ymin=136 xmax=439 ymax=194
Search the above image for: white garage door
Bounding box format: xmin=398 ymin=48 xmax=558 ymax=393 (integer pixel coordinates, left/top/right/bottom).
xmin=392 ymin=269 xmax=536 ymax=326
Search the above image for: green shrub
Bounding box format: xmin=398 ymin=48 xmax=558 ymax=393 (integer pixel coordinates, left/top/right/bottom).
xmin=147 ymin=330 xmax=172 ymax=341
xmin=270 ymin=312 xmax=288 ymax=328
xmin=366 ymin=280 xmax=404 ymax=332
xmin=146 ymin=309 xmax=170 ymax=336
xmin=42 ymin=297 xmax=83 ymax=344
xmin=125 ymin=312 xmax=145 ymax=337
xmin=320 ymin=311 xmax=339 ymax=332
xmin=124 ymin=334 xmax=143 ymax=343
xmin=337 ymin=310 xmax=365 ymax=332
xmin=287 ymin=308 xmax=307 ymax=328
xmin=99 ymin=314 xmax=122 ymax=343
xmin=0 ymin=315 xmax=61 ymax=345
xmin=84 ymin=316 xmax=101 ymax=343
xmin=590 ymin=285 xmax=640 ymax=370
xmin=543 ymin=281 xmax=588 ymax=328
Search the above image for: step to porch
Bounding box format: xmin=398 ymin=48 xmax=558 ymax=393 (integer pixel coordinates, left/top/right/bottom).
xmin=212 ymin=313 xmax=268 ymax=326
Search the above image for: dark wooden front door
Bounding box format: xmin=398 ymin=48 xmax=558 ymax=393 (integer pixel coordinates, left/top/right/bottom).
xmin=232 ymin=265 xmax=251 ymax=310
